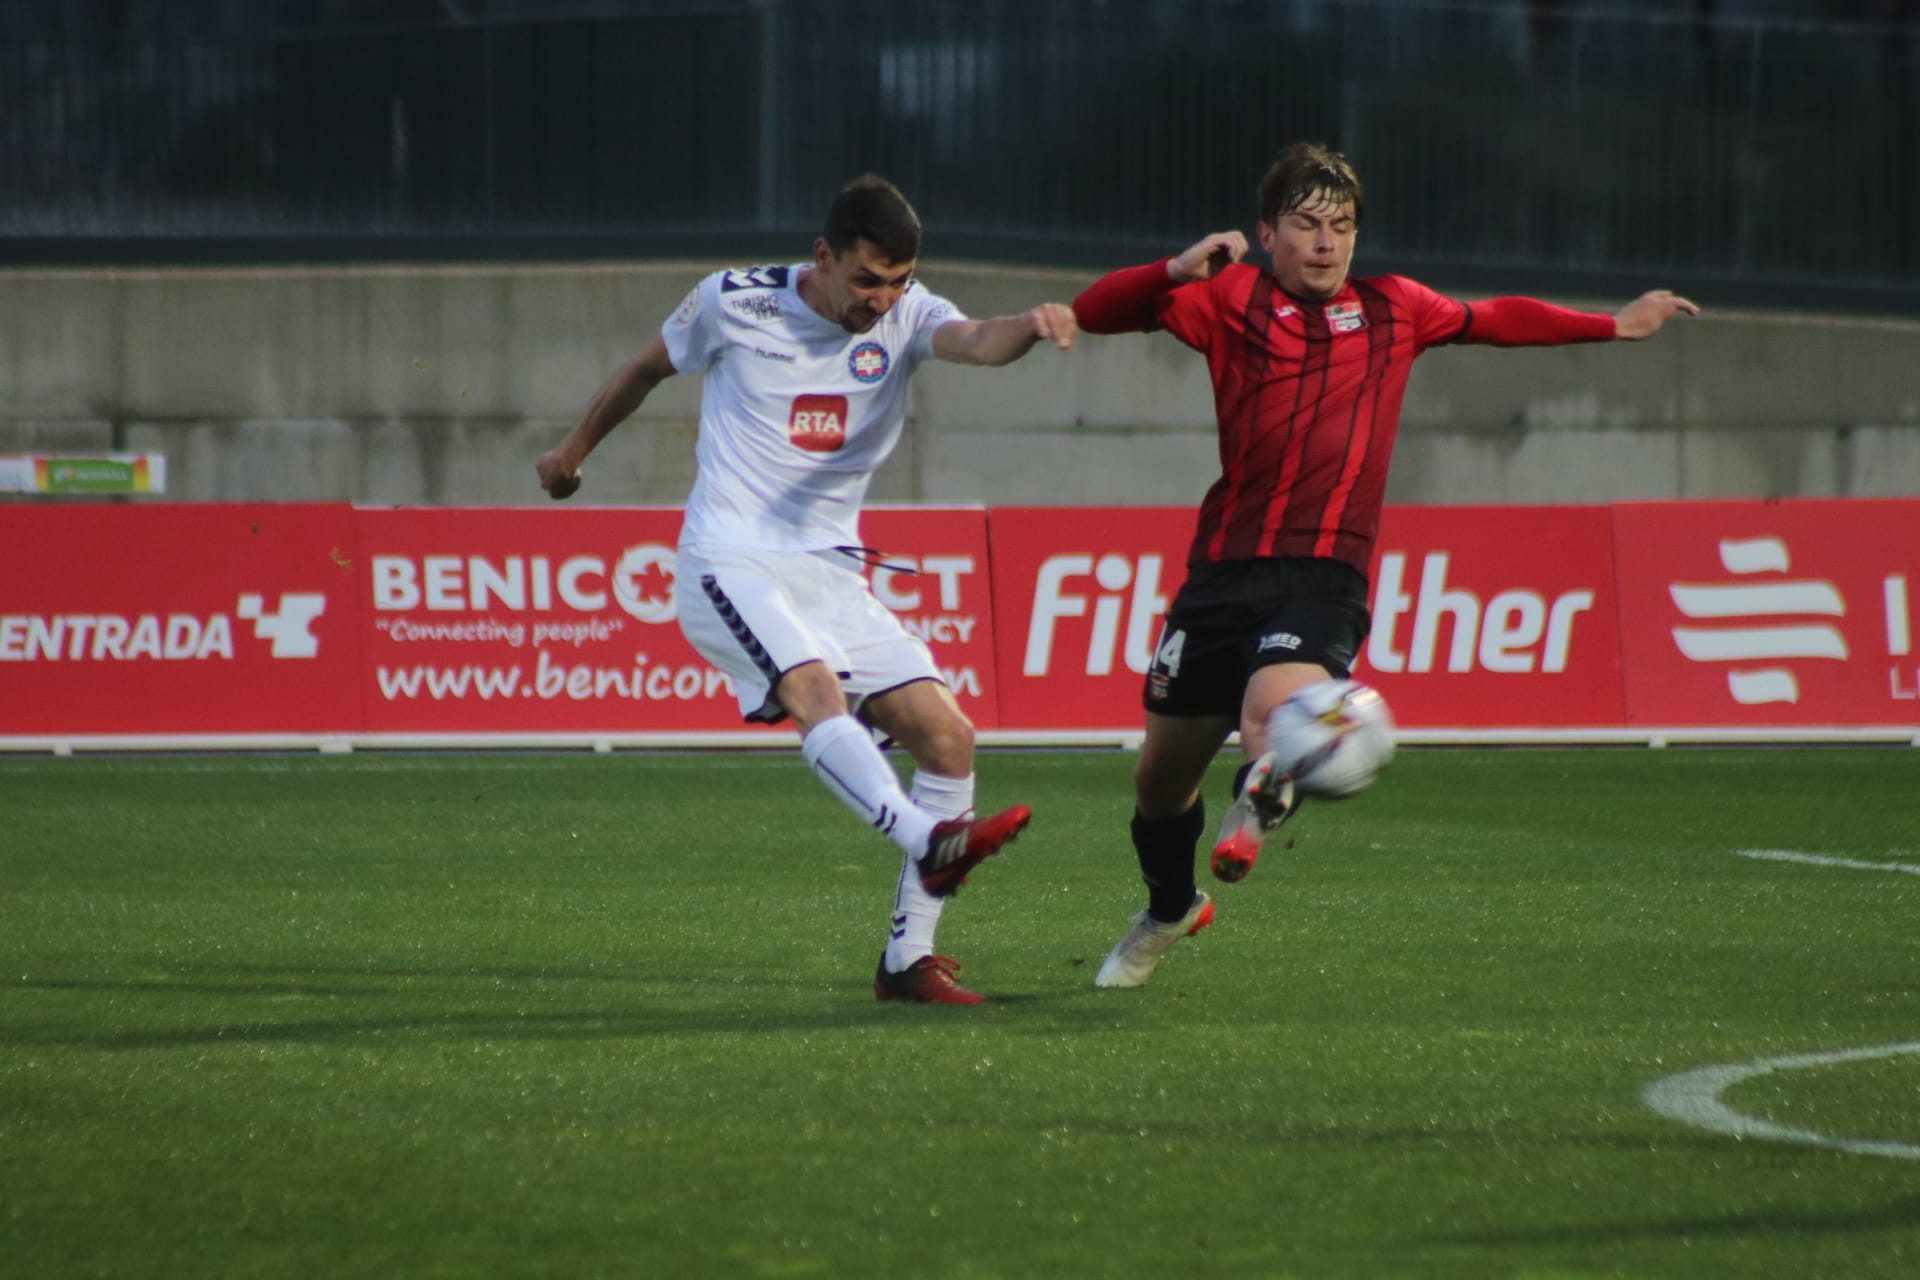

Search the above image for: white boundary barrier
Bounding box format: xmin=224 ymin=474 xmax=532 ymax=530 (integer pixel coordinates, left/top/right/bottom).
xmin=3 ymin=727 xmax=1919 ymax=755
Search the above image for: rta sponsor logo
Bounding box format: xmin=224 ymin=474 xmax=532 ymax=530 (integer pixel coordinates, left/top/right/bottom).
xmin=0 ymin=592 xmax=325 ymax=662
xmin=1665 ymin=535 xmax=1914 ymax=704
xmin=788 ymin=395 xmax=848 ymax=452
xmin=371 ymin=546 xmax=677 ymax=624
xmin=1366 ymin=552 xmax=1593 ymax=674
xmin=1023 ymin=553 xmax=1169 ymax=677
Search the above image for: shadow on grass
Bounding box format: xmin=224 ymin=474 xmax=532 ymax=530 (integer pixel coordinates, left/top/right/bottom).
xmin=16 ymin=958 xmax=1133 ymax=998
xmin=1422 ymin=1195 xmax=1920 ymax=1246
xmin=2 ymin=1007 xmax=912 ymax=1050
xmin=2 ymin=963 xmax=1103 ymax=1050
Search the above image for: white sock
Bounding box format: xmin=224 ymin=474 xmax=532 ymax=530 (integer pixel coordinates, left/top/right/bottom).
xmin=884 ymin=771 xmax=975 ymax=973
xmin=800 ymin=715 xmax=935 ymax=857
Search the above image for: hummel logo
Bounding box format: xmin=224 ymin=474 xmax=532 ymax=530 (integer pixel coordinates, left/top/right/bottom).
xmin=721 ymin=266 xmax=790 ymax=292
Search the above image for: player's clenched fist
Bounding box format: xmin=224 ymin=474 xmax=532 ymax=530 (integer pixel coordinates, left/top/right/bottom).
xmin=1028 ymin=302 xmax=1078 ymax=350
xmin=536 ymin=450 xmax=581 ymax=500
xmin=1169 ymin=231 xmax=1249 ymax=284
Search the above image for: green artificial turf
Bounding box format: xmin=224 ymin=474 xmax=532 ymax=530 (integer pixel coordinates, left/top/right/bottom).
xmin=2 ymin=747 xmax=1917 ymax=1279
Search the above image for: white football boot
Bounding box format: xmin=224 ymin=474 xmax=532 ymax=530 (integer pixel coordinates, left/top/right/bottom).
xmin=1094 ymin=892 xmax=1216 ymax=989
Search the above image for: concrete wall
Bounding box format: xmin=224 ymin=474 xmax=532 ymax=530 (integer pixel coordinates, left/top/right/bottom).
xmin=4 ymin=260 xmax=1917 ymax=507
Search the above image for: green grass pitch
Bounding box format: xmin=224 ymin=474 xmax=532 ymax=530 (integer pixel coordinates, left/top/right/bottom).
xmin=3 ymin=747 xmax=1918 ymax=1278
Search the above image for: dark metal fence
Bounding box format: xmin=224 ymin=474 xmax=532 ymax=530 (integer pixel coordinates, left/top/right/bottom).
xmin=3 ymin=1 xmax=1915 ymax=305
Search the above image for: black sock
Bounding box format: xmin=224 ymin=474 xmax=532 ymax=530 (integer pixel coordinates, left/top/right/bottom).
xmin=1132 ymin=800 xmax=1205 ymax=923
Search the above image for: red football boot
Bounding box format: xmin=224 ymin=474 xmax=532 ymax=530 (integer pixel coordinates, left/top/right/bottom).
xmin=916 ymin=804 xmax=1031 ymax=897
xmin=874 ymin=953 xmax=984 ymax=1005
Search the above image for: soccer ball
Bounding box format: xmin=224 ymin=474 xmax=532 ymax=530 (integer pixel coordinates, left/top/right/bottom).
xmin=1263 ymin=679 xmax=1396 ymax=799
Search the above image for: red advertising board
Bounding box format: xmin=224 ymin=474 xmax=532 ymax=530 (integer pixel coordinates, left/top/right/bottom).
xmin=1611 ymin=499 xmax=1920 ymax=726
xmin=4 ymin=499 xmax=1914 ymax=744
xmin=987 ymin=505 xmax=1627 ymax=733
xmin=985 ymin=507 xmax=1196 ymax=731
xmin=353 ymin=504 xmax=997 ymax=734
xmin=859 ymin=506 xmax=1001 ymax=728
xmin=355 ymin=506 xmax=713 ymax=734
xmin=1355 ymin=505 xmax=1626 ymax=728
xmin=0 ymin=504 xmax=361 ymax=734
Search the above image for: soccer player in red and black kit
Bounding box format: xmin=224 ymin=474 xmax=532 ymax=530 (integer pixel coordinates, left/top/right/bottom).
xmin=1075 ymin=142 xmax=1698 ymax=989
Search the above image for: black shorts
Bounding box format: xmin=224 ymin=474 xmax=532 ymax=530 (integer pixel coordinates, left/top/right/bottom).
xmin=1142 ymin=557 xmax=1371 ymax=718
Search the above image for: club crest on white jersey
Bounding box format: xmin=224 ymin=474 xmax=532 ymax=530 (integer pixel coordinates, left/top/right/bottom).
xmin=849 ymin=341 xmax=889 ymax=383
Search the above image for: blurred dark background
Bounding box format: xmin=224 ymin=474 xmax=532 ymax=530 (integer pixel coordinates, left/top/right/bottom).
xmin=3 ymin=0 xmax=1914 ymax=310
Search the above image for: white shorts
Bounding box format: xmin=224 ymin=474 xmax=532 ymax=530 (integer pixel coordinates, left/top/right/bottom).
xmin=676 ymin=544 xmax=943 ymax=724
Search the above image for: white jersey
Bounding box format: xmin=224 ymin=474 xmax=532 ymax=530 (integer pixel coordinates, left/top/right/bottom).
xmin=661 ymin=263 xmax=963 ymax=554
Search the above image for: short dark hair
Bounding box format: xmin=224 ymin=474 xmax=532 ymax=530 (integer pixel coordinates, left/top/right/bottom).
xmin=823 ymin=174 xmax=922 ymax=262
xmin=1258 ymin=142 xmax=1363 ymax=226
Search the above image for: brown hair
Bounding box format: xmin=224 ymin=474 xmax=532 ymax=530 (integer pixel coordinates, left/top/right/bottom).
xmin=1258 ymin=142 xmax=1363 ymax=226
xmin=823 ymin=174 xmax=922 ymax=262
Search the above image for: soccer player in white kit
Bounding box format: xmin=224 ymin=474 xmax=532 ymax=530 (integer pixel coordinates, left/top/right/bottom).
xmin=535 ymin=175 xmax=1077 ymax=1003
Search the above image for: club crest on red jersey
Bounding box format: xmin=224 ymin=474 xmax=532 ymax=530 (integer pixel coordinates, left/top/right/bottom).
xmin=789 ymin=395 xmax=849 ymax=452
xmin=1324 ymin=301 xmax=1366 ymax=333
xmin=848 ymin=341 xmax=890 ymax=384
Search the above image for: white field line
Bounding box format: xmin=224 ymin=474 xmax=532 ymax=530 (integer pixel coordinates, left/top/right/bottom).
xmin=1738 ymin=849 xmax=1920 ymax=876
xmin=1643 ymin=1044 xmax=1920 ymax=1161
xmin=1644 ymin=849 xmax=1920 ymax=1158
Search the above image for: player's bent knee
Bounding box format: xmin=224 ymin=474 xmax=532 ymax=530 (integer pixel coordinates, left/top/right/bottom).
xmin=915 ymin=716 xmax=975 ymax=775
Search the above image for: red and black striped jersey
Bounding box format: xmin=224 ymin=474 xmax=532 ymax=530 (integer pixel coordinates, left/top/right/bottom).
xmin=1074 ymin=260 xmax=1614 ymax=573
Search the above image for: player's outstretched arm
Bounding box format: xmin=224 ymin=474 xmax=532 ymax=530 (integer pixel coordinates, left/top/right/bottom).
xmin=1612 ymin=290 xmax=1701 ymax=340
xmin=1167 ymin=231 xmax=1249 ymax=284
xmin=931 ymin=303 xmax=1078 ymax=367
xmin=1073 ymin=231 xmax=1246 ymax=334
xmin=535 ymin=336 xmax=677 ymax=500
